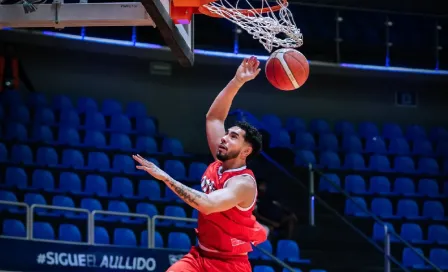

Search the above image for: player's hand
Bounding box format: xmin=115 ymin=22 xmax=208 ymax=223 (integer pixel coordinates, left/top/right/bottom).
xmin=133 ymin=154 xmax=171 ymax=181
xmin=235 ymin=56 xmax=261 ymax=83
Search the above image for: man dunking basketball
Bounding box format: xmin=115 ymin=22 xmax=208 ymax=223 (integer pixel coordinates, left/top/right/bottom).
xmin=132 ymin=56 xmax=267 ymax=272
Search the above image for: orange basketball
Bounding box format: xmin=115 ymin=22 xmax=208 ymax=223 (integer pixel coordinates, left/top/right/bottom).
xmin=265 ymin=48 xmax=309 ymax=91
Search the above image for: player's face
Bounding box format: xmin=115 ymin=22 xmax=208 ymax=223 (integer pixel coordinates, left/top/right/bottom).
xmin=216 ymin=126 xmax=251 ymax=162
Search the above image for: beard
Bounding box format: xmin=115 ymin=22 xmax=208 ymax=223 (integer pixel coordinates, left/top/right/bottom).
xmin=216 ymin=149 xmax=240 ymax=161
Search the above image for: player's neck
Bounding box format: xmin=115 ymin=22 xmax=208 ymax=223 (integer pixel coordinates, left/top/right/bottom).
xmin=221 ymin=159 xmax=246 ymax=171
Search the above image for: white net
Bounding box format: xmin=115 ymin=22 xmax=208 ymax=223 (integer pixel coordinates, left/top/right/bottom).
xmin=201 ymin=0 xmax=303 ymax=52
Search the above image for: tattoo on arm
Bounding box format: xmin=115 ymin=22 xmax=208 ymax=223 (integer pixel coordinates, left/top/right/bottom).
xmin=163 ymin=177 xmax=205 ymax=207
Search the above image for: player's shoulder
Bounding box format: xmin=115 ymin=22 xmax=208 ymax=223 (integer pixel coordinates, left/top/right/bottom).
xmin=224 ymin=173 xmax=256 ymax=189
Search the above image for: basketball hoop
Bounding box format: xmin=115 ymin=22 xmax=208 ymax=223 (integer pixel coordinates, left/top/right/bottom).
xmin=198 ymin=0 xmax=303 ymax=52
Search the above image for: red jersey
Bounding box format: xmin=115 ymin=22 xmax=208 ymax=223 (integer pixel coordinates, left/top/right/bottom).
xmin=196 ymin=161 xmax=267 ymax=255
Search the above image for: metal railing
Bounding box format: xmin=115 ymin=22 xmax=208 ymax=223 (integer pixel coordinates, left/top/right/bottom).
xmin=151 ymin=215 xmax=197 ymax=248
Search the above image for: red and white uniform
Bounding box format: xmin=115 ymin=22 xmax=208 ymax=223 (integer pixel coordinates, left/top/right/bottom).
xmin=166 ymin=161 xmax=267 ymax=272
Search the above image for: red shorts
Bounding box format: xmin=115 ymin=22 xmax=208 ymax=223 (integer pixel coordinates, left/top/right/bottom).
xmin=166 ymin=246 xmax=252 ymax=272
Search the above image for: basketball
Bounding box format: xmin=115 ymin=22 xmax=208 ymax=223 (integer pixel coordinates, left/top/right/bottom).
xmin=265 ymin=48 xmax=310 ymax=91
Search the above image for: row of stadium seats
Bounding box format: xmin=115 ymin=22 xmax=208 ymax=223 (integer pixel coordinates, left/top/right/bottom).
xmin=319 ymin=174 xmax=447 ymax=197
xmin=372 ymin=222 xmax=448 ymax=245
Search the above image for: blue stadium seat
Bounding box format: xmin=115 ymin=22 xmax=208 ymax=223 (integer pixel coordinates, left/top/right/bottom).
xmin=369 ymin=176 xmax=393 ymax=195
xmin=52 ymin=195 xmax=76 ymax=216
xmin=393 ymin=178 xmax=415 ymax=196
xmin=136 ymin=203 xmax=158 ymax=218
xmin=318 ymin=134 xmax=338 ymax=151
xmin=318 ymin=173 xmax=340 ymax=193
xmin=400 ymin=223 xmax=427 ymax=244
xmin=342 ymin=135 xmax=363 ymax=153
xmin=334 ymin=120 xmax=355 ymax=136
xmin=276 ymin=240 xmax=310 ymax=263
xmin=319 ymin=151 xmax=340 ymax=169
xmin=61 ymin=149 xmax=84 ymax=168
xmin=57 ymin=172 xmax=82 ymax=193
xmin=161 ymin=206 xmax=187 ymax=227
xmin=396 ymin=199 xmax=421 ymax=220
xmin=417 ymin=179 xmax=439 ymax=197
xmin=254 ymin=240 xmax=273 ymax=260
xmin=345 ymin=175 xmax=366 ymax=194
xmin=417 ymin=157 xmax=439 ymax=175
xmin=372 ymin=222 xmax=398 ymax=242
xmin=405 ymin=125 xmax=427 ymax=141
xmin=32 ymin=170 xmax=54 ymax=190
xmin=309 ymin=119 xmax=330 ymax=135
xmin=136 ymin=117 xmax=156 ymax=136
xmin=6 ymin=122 xmax=27 ymax=141
xmin=138 ymin=180 xmax=162 ymax=200
xmin=436 ymin=142 xmax=448 ymax=158
xmin=83 ymin=131 xmax=106 ymax=148
xmin=59 ymin=224 xmax=81 ymax=242
xmin=285 ymin=117 xmax=306 ymax=133
xmin=108 ymin=201 xmax=131 ymax=222
xmin=261 ymin=114 xmax=282 ymax=133
xmin=422 ymin=201 xmax=445 ymax=220
xmin=140 ymin=230 xmax=150 ymax=247
xmin=188 ymin=162 xmax=207 ymax=181
xmin=430 ymin=248 xmax=448 ymax=269
xmin=0 ymin=190 xmax=19 ymax=212
xmin=84 ymin=112 xmax=106 ymax=130
xmin=167 ymin=232 xmax=191 ymax=250
xmin=136 ymin=136 xmax=158 ymax=153
xmin=126 ymin=102 xmax=146 ymax=117
xmin=81 ymin=198 xmax=103 ymax=213
xmin=358 ymin=122 xmax=379 ymax=139
xmin=34 ymin=108 xmax=55 ymax=126
xmin=164 ymin=160 xmax=186 ymax=180
xmin=24 ymin=193 xmax=47 ymax=207
xmin=412 ymin=140 xmax=434 ymax=156
xmin=58 ymin=128 xmax=81 ymax=145
xmin=32 ymin=125 xmax=54 ymax=143
xmin=402 ymin=247 xmax=425 ymax=268
xmin=112 ymin=155 xmax=135 ymax=173
xmin=36 ymin=147 xmax=58 ymax=166
xmin=294 ymin=150 xmax=316 ymax=166
xmin=368 ymin=155 xmax=391 ymax=172
xmin=394 ymin=156 xmax=415 ymax=173
xmin=428 ymin=225 xmax=448 ymax=244
xmin=382 ymin=123 xmax=403 ymax=139
xmin=253 ymin=266 xmax=275 ymax=272
xmin=0 ymin=143 xmax=7 ymax=162
xmin=102 ymin=99 xmax=122 ymax=116
xmin=345 ymin=197 xmax=368 ymax=216
xmin=162 ymin=138 xmax=184 ymax=155
xmin=270 ymin=129 xmax=291 ymax=148
xmin=110 ymin=114 xmax=131 ymax=133
xmin=33 ymin=222 xmax=55 ymax=240
xmin=77 ymin=97 xmax=98 ymax=114
xmin=365 ymin=138 xmax=387 ymax=154
xmin=111 ymin=177 xmax=134 ymax=197
xmin=85 ymin=175 xmax=108 ymax=196
xmin=11 ymin=144 xmax=33 ymax=164
xmin=429 ymin=127 xmax=448 ymax=142
xmin=94 ymin=226 xmax=110 ymax=244
xmin=0 ymin=90 xmax=21 ymax=106
xmin=343 ymin=153 xmax=365 ymax=170
xmin=114 ymin=228 xmax=136 ymax=247
xmin=110 ymin=133 xmax=132 ymax=151
xmin=371 ymin=198 xmax=397 ymax=219
xmin=87 ymin=152 xmax=110 ymax=171
xmin=27 ymin=93 xmax=47 ymax=108
xmin=59 ymin=110 xmax=80 ymax=128
xmin=52 ymin=95 xmax=73 ymax=111
xmin=5 ymin=167 xmax=27 ymax=188
xmin=2 ymin=219 xmax=26 ymax=237
xmin=154 ymin=231 xmax=164 ymax=248
xmin=9 ymin=105 xmax=30 ymax=124
xmin=294 ymin=132 xmax=315 ymax=150
xmin=389 ymin=138 xmax=411 ymax=155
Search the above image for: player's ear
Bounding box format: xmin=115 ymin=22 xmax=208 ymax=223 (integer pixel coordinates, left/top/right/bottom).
xmin=241 ymin=145 xmax=252 ymax=159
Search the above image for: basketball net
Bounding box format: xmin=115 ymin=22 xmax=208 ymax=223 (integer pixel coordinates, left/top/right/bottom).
xmin=199 ymin=0 xmax=303 ymax=52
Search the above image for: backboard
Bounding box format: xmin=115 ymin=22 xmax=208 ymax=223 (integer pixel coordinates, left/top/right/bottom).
xmin=0 ymin=0 xmax=194 ymax=67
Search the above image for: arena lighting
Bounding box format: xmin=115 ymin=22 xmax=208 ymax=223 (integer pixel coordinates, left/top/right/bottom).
xmin=5 ymin=29 xmax=448 ymax=76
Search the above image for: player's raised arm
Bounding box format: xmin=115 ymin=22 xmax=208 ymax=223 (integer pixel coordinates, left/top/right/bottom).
xmin=206 ymin=56 xmax=261 ymax=160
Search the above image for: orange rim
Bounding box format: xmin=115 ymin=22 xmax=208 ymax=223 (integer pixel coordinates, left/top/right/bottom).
xmin=198 ymin=0 xmax=288 ymax=18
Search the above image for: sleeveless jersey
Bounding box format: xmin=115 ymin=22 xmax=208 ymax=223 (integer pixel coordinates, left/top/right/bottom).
xmin=196 ymin=160 xmax=267 ymax=255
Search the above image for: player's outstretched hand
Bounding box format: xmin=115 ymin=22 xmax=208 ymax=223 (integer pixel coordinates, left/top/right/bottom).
xmin=133 ymin=154 xmax=171 ymax=181
xmin=235 ymin=56 xmax=261 ymax=83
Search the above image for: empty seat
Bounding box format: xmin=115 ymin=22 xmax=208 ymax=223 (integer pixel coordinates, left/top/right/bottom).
xmin=285 ymin=117 xmax=306 ymax=133
xmin=342 ymin=135 xmax=363 ymax=153
xmin=429 ymin=248 xmax=448 ymax=268
xmin=87 ymin=152 xmax=110 ymax=171
xmin=36 ymin=147 xmax=58 ymax=166
xmin=396 ymin=199 xmax=420 ymax=219
xmin=111 ymin=177 xmax=134 ymax=197
xmin=114 ymin=228 xmax=136 ymax=247
xmin=110 ymin=133 xmax=132 ymax=151
xmin=162 ymin=138 xmax=184 ymax=155
xmin=365 ymin=138 xmax=387 ymax=154
xmin=77 ymin=97 xmax=98 ymax=113
xmin=422 ymin=201 xmax=445 ymax=220
xmin=11 ymin=144 xmax=33 ymax=164
xmin=382 ymin=123 xmax=403 ymax=139
xmin=405 ymin=125 xmax=427 ymax=141
xmin=162 ymin=206 xmax=187 ymax=226
xmin=81 ymin=198 xmax=103 ymax=212
xmin=417 ymin=179 xmax=439 ymax=197
xmin=32 ymin=125 xmax=54 ymax=143
xmin=372 ymin=222 xmax=398 ymax=241
xmin=102 ymin=99 xmax=122 ymax=116
xmin=5 ymin=167 xmax=27 ymax=188
xmin=319 ymin=151 xmax=341 ymax=169
xmin=261 ymin=114 xmax=282 ymax=133
xmin=24 ymin=193 xmax=47 ymax=206
xmin=369 ymin=176 xmax=392 ymax=195
xmin=318 ymin=173 xmax=340 ymax=193
xmin=9 ymin=105 xmax=30 ymax=124
xmin=294 ymin=133 xmax=315 ymax=150
xmin=61 ymin=149 xmax=84 ymax=168
xmin=164 ymin=160 xmax=186 ymax=180
xmin=6 ymin=122 xmax=27 ymax=141
xmin=112 ymin=155 xmax=135 ymax=173
xmin=136 ymin=136 xmax=158 ymax=153
xmin=412 ymin=140 xmax=434 ymax=156
xmin=188 ymin=162 xmax=207 ymax=181
xmin=388 ymin=138 xmax=411 ymax=155
xmin=309 ymin=119 xmax=330 ymax=134
xmin=52 ymin=195 xmax=76 ymax=215
xmin=138 ymin=180 xmax=162 ymax=200
xmin=345 ymin=175 xmax=366 ymax=194
xmin=94 ymin=226 xmax=110 ymax=244
xmin=358 ymin=122 xmax=379 ymax=139
xmin=394 ymin=156 xmax=415 ymax=173
xmin=58 ymin=128 xmax=80 ymax=145
xmin=85 ymin=175 xmax=108 ymax=196
xmin=83 ymin=131 xmax=106 ymax=148
xmin=318 ymin=134 xmax=338 ymax=151
xmin=34 ymin=108 xmax=55 ymax=126
xmin=52 ymin=95 xmax=73 ymax=111
xmin=58 ymin=172 xmax=82 ymax=193
xmin=33 ymin=222 xmax=54 ymax=240
xmin=276 ymin=240 xmax=310 ymax=263
xmin=345 ymin=197 xmax=367 ymax=216
xmin=59 ymin=110 xmax=80 ymax=128
xmin=126 ymin=102 xmax=146 ymax=117
xmin=108 ymin=201 xmax=131 ymax=221
xmin=32 ymin=170 xmax=54 ymax=190
xmin=371 ymin=198 xmax=396 ymax=218
xmin=270 ymin=129 xmax=291 ymax=148
xmin=2 ymin=219 xmax=26 ymax=237
xmin=400 ymin=223 xmax=425 ymax=243
xmin=136 ymin=203 xmax=158 ymax=218
xmin=59 ymin=224 xmax=81 ymax=242
xmin=334 ymin=120 xmax=355 ymax=136
xmin=393 ymin=178 xmax=415 ymax=196
xmin=402 ymin=247 xmax=425 ymax=267
xmin=167 ymin=232 xmax=191 ymax=250
xmin=368 ymin=155 xmax=391 ymax=172
xmin=428 ymin=225 xmax=448 ymax=244
xmin=0 ymin=190 xmax=19 ymax=212
xmin=84 ymin=112 xmax=106 ymax=130
xmin=136 ymin=117 xmax=156 ymax=136
xmin=417 ymin=157 xmax=439 ymax=175
xmin=110 ymin=114 xmax=131 ymax=133
xmin=294 ymin=150 xmax=316 ymax=166
xmin=254 ymin=266 xmax=275 ymax=272
xmin=343 ymin=153 xmax=365 ymax=170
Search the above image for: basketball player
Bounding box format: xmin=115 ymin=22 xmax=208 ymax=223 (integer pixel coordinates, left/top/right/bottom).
xmin=132 ymin=56 xmax=267 ymax=272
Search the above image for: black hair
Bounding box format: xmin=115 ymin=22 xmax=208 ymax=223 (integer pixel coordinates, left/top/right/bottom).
xmin=235 ymin=121 xmax=262 ymax=160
